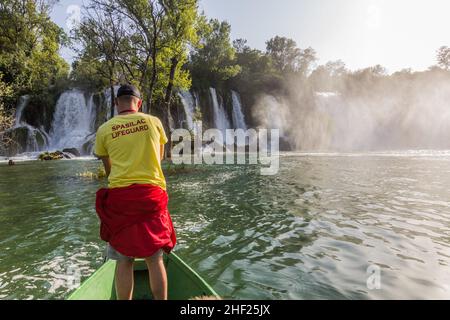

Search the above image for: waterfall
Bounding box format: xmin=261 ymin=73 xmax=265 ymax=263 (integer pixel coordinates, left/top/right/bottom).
xmin=194 ymin=91 xmax=201 ymax=133
xmin=194 ymin=92 xmax=200 ymax=108
xmin=48 ymin=89 xmax=96 ymax=151
xmin=178 ymin=91 xmax=195 ymax=130
xmin=11 ymin=95 xmax=49 ymax=152
xmin=209 ymin=88 xmax=232 ymax=131
xmin=87 ymin=95 xmax=97 ymax=132
xmin=209 ymin=88 xmax=234 ymax=146
xmin=38 ymin=126 xmax=50 ymax=148
xmin=105 ymin=86 xmax=120 ymax=120
xmin=231 ymin=91 xmax=247 ymax=130
xmin=315 ymin=92 xmax=339 ymax=99
xmin=14 ymin=95 xmax=30 ymax=127
xmin=25 ymin=127 xmax=39 ymax=152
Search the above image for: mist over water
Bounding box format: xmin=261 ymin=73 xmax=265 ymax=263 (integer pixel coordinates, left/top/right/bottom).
xmin=253 ymin=70 xmax=450 ymax=151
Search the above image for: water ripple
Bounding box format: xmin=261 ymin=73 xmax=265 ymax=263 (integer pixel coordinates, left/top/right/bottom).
xmin=1 ymin=155 xmax=450 ymax=299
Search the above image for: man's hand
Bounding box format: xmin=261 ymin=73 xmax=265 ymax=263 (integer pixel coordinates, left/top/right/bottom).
xmin=99 ymin=156 xmax=112 ymax=177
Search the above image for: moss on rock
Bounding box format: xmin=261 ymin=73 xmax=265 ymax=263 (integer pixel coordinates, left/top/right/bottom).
xmin=38 ymin=151 xmax=65 ymax=161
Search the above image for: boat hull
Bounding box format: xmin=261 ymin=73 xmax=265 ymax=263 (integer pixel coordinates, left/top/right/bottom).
xmin=68 ymin=253 xmax=219 ymax=300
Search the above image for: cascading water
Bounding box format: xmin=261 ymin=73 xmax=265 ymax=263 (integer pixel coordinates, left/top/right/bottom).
xmin=87 ymin=95 xmax=97 ymax=133
xmin=48 ymin=89 xmax=96 ymax=151
xmin=105 ymin=86 xmax=120 ymax=120
xmin=178 ymin=91 xmax=196 ymax=130
xmin=209 ymin=88 xmax=234 ymax=145
xmin=194 ymin=92 xmax=200 ymax=108
xmin=14 ymin=95 xmax=30 ymax=127
xmin=231 ymin=91 xmax=247 ymax=130
xmin=25 ymin=129 xmax=39 ymax=151
xmin=209 ymin=88 xmax=232 ymax=131
xmin=193 ymin=91 xmax=201 ymax=135
xmin=11 ymin=95 xmax=49 ymax=152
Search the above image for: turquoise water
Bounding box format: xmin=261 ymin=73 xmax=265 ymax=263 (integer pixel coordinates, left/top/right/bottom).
xmin=1 ymin=152 xmax=450 ymax=299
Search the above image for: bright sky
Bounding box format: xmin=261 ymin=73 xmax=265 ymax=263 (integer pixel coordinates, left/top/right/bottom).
xmin=51 ymin=0 xmax=450 ymax=73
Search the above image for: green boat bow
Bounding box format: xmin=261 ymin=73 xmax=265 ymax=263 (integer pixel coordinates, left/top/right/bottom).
xmin=68 ymin=252 xmax=219 ymax=300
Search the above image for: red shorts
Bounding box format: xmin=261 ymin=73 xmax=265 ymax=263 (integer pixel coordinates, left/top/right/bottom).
xmin=96 ymin=184 xmax=177 ymax=258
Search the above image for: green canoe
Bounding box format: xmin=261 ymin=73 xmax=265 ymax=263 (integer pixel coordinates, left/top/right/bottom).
xmin=68 ymin=252 xmax=219 ymax=300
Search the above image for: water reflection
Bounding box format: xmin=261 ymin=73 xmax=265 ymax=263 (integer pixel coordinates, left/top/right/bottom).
xmin=1 ymin=153 xmax=450 ymax=299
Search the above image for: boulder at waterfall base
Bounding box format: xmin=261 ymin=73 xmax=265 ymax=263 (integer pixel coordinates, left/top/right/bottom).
xmin=38 ymin=151 xmax=68 ymax=161
xmin=62 ymin=148 xmax=81 ymax=157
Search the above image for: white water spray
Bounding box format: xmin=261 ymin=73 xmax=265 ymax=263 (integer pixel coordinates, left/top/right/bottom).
xmin=48 ymin=89 xmax=96 ymax=150
xmin=11 ymin=95 xmax=49 ymax=152
xmin=231 ymin=90 xmax=247 ymax=130
xmin=105 ymin=86 xmax=120 ymax=120
xmin=178 ymin=91 xmax=196 ymax=130
xmin=209 ymin=88 xmax=232 ymax=131
xmin=209 ymin=88 xmax=234 ymax=145
xmin=14 ymin=95 xmax=30 ymax=127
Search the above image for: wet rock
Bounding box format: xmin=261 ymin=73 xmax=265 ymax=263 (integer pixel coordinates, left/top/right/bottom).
xmin=81 ymin=134 xmax=95 ymax=155
xmin=279 ymin=138 xmax=293 ymax=152
xmin=2 ymin=126 xmax=48 ymax=156
xmin=2 ymin=127 xmax=31 ymax=156
xmin=62 ymin=148 xmax=81 ymax=157
xmin=38 ymin=151 xmax=65 ymax=161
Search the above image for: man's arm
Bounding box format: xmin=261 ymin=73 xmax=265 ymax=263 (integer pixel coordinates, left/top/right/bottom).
xmin=100 ymin=156 xmax=112 ymax=177
xmin=153 ymin=116 xmax=167 ymax=163
xmin=94 ymin=127 xmax=111 ymax=175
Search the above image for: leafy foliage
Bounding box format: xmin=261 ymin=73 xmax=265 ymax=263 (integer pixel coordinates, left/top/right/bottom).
xmin=72 ymin=0 xmax=199 ymax=113
xmin=265 ymin=36 xmax=317 ymax=76
xmin=437 ymin=46 xmax=450 ymax=70
xmin=0 ymin=73 xmax=15 ymax=151
xmin=189 ymin=19 xmax=241 ymax=88
xmin=0 ymin=0 xmax=69 ymax=99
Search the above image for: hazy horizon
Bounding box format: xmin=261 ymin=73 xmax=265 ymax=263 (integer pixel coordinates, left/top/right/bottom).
xmin=51 ymin=0 xmax=450 ymax=73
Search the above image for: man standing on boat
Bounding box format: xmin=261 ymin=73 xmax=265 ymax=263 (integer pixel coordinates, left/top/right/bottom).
xmin=94 ymin=84 xmax=176 ymax=300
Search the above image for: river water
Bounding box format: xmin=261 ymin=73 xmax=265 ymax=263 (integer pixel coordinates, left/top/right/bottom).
xmin=1 ymin=152 xmax=450 ymax=299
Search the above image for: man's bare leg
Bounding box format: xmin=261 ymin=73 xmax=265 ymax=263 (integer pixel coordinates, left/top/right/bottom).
xmin=145 ymin=255 xmax=167 ymax=300
xmin=115 ymin=260 xmax=134 ymax=300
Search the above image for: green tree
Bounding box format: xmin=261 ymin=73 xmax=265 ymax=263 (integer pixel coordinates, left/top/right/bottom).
xmin=0 ymin=0 xmax=69 ymax=100
xmin=72 ymin=2 xmax=127 ymax=118
xmin=158 ymin=0 xmax=200 ymax=157
xmin=160 ymin=0 xmax=199 ymax=102
xmin=344 ymin=65 xmax=387 ymax=96
xmin=437 ymin=46 xmax=450 ymax=70
xmin=0 ymin=73 xmax=14 ymax=152
xmin=232 ymin=38 xmax=275 ymax=90
xmin=122 ymin=0 xmax=167 ymax=112
xmin=265 ymin=36 xmax=302 ymax=74
xmin=87 ymin=0 xmax=167 ymax=113
xmin=265 ymin=36 xmax=317 ymax=76
xmin=298 ymin=47 xmax=317 ymax=76
xmin=72 ymin=0 xmax=204 ymax=159
xmin=189 ymin=18 xmax=241 ymax=88
xmin=309 ymin=60 xmax=347 ymax=92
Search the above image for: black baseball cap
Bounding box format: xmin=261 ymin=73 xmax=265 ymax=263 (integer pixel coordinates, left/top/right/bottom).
xmin=117 ymin=84 xmax=141 ymax=99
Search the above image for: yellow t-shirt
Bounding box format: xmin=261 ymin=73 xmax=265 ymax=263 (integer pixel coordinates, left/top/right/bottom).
xmin=94 ymin=113 xmax=168 ymax=190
